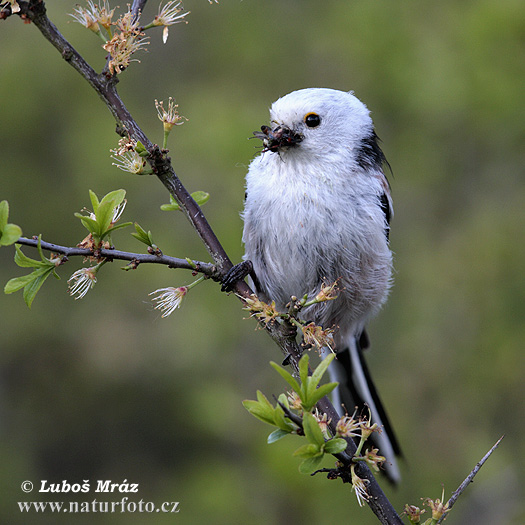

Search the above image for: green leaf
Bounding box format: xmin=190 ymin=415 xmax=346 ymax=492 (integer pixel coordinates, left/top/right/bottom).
xmin=0 ymin=200 xmax=22 ymax=246
xmin=267 ymin=429 xmax=292 ymax=444
xmin=5 ymin=273 xmax=38 ymax=294
xmin=298 ymin=353 xmax=310 ymax=389
xmin=23 ymin=267 xmax=54 ymax=308
xmin=323 ymin=438 xmax=348 ymax=455
xmin=277 ymin=392 xmax=290 ymax=410
xmin=242 ymin=391 xmax=276 ymax=426
xmin=95 ymin=199 xmax=117 ymax=237
xmin=309 ymin=353 xmax=335 ymax=392
xmin=160 ymin=194 xmax=180 ymax=212
xmin=75 ymin=213 xmax=99 ymax=236
xmin=293 ymin=443 xmax=322 ymax=459
xmin=14 ymin=245 xmax=43 ymax=268
xmin=191 ymin=191 xmax=210 ymax=207
xmin=270 ymin=361 xmax=301 ymax=393
xmin=131 ymin=223 xmax=151 ymax=245
xmin=104 ymin=221 xmax=132 ymax=237
xmin=298 ymin=455 xmax=323 ymax=474
xmin=99 ymin=189 xmax=126 ymax=209
xmin=135 ymin=140 xmax=149 ymax=157
xmin=302 ymin=412 xmax=325 ymax=447
xmin=0 ymin=223 xmax=22 ymax=246
xmin=89 ymin=189 xmax=100 ymax=214
xmin=5 ymin=266 xmax=54 ymax=307
xmin=160 ymin=191 xmax=210 ymax=212
xmin=272 ymin=403 xmax=295 ymax=432
xmin=306 ymin=382 xmax=338 ymax=407
xmin=0 ymin=200 xmax=8 ymax=231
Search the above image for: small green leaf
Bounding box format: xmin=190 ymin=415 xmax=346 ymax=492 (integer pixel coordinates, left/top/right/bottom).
xmin=242 ymin=391 xmax=276 ymax=426
xmin=160 ymin=191 xmax=210 ymax=212
xmin=75 ymin=213 xmax=99 ymax=236
xmin=5 ymin=266 xmax=54 ymax=307
xmin=298 ymin=455 xmax=324 ymax=474
xmin=99 ymin=189 xmax=126 ymax=209
xmin=191 ymin=191 xmax=210 ymax=207
xmin=298 ymin=353 xmax=310 ymax=389
xmin=306 ymin=382 xmax=338 ymax=407
xmin=0 ymin=201 xmax=22 ymax=245
xmin=270 ymin=361 xmax=301 ymax=393
xmin=23 ymin=267 xmax=54 ymax=308
xmin=89 ymin=190 xmax=100 ymax=215
xmin=95 ymin=199 xmax=117 ymax=236
xmin=0 ymin=223 xmax=22 ymax=246
xmin=310 ymin=353 xmax=335 ymax=391
xmin=5 ymin=273 xmax=38 ymax=294
xmin=160 ymin=194 xmax=180 ymax=212
xmin=0 ymin=200 xmax=8 ymax=231
xmin=135 ymin=140 xmax=149 ymax=157
xmin=131 ymin=223 xmax=151 ymax=245
xmin=302 ymin=412 xmax=325 ymax=447
xmin=323 ymin=438 xmax=348 ymax=455
xmin=105 ymin=221 xmax=132 ymax=237
xmin=272 ymin=404 xmax=295 ymax=432
xmin=14 ymin=245 xmax=43 ymax=268
xmin=293 ymin=443 xmax=322 ymax=459
xmin=185 ymin=257 xmax=197 ymax=269
xmin=267 ymin=429 xmax=292 ymax=444
xmin=277 ymin=392 xmax=290 ymax=410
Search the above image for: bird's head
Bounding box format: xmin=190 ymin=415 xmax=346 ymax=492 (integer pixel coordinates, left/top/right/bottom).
xmin=253 ymin=88 xmax=377 ymax=166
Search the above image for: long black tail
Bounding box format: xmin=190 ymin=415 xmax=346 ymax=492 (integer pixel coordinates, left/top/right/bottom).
xmin=327 ymin=333 xmax=402 ymax=483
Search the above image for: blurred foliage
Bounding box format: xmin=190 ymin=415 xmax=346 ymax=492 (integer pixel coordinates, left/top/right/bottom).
xmin=0 ymin=0 xmax=524 ymax=523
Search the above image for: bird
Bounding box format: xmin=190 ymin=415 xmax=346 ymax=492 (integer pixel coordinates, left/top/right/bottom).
xmin=226 ymin=87 xmax=401 ymax=482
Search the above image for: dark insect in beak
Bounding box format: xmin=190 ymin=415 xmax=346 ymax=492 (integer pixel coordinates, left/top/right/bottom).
xmin=252 ymin=125 xmax=303 ymax=153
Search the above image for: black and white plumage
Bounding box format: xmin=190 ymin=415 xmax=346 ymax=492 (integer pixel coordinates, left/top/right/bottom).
xmin=241 ymin=88 xmax=401 ymax=482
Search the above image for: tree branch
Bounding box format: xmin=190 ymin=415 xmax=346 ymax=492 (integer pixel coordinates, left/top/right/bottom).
xmin=15 ymin=237 xmax=217 ymax=276
xmin=21 ymin=0 xmax=236 ymax=282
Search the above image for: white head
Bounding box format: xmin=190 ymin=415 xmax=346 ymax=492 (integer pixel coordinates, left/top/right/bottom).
xmin=255 ymin=88 xmax=383 ymax=171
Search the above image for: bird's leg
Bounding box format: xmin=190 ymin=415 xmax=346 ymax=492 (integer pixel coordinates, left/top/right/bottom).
xmin=221 ymin=260 xmax=254 ymax=292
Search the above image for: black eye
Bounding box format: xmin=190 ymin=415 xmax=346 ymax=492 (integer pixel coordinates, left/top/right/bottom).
xmin=304 ymin=112 xmax=321 ymax=128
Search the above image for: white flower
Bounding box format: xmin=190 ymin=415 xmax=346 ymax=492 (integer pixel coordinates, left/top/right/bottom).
xmin=69 ymin=2 xmax=101 ymax=33
xmin=149 ymin=286 xmax=187 ymax=317
xmin=68 ymin=267 xmax=97 ymax=299
xmin=111 ymin=150 xmax=148 ymax=174
xmin=111 ymin=200 xmax=127 ymax=223
xmin=3 ymin=1 xmax=21 ymax=13
xmin=155 ymin=97 xmax=186 ymax=131
xmin=350 ymin=465 xmax=369 ymax=507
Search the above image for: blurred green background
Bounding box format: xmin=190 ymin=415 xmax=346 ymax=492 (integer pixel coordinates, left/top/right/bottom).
xmin=1 ymin=1 xmax=524 ymax=523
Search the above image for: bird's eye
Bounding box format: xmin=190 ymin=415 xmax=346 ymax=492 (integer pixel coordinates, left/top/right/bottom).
xmin=304 ymin=112 xmax=321 ymax=128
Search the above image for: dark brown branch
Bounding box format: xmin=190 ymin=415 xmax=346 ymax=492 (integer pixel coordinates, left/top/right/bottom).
xmin=9 ymin=4 xmax=402 ymax=523
xmin=15 ymin=237 xmax=217 ymax=276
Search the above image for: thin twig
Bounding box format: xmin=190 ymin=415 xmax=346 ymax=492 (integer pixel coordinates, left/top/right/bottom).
xmin=15 ymin=237 xmax=216 ymax=276
xmin=437 ymin=435 xmax=505 ymax=524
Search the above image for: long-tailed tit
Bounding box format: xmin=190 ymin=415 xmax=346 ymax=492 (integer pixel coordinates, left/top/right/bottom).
xmin=226 ymin=88 xmax=401 ymax=482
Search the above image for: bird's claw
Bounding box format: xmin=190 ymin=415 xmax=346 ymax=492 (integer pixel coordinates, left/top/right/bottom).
xmin=221 ymin=260 xmax=253 ymax=292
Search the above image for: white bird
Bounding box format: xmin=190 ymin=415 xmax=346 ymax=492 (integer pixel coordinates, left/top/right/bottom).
xmin=226 ymin=88 xmax=401 ymax=482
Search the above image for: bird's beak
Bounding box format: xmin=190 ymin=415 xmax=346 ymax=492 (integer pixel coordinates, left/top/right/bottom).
xmin=253 ymin=125 xmax=303 ymax=152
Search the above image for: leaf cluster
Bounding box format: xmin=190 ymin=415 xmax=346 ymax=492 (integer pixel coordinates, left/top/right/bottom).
xmin=4 ymin=237 xmax=61 ymax=308
xmin=74 ymin=189 xmax=132 ymax=245
xmin=243 ymin=354 xmax=347 ymax=474
xmin=160 ymin=191 xmax=209 ymax=212
xmin=0 ymin=200 xmax=22 ymax=246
